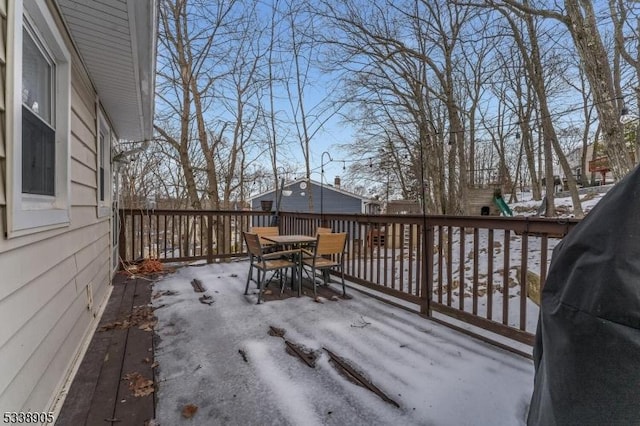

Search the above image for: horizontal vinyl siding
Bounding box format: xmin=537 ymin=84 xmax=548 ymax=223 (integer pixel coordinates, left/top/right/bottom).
xmin=21 ymin=258 xmax=110 ymax=412
xmin=71 ymin=157 xmax=98 ymax=192
xmin=0 ymin=272 xmax=79 ymax=400
xmin=252 ymin=182 xmax=364 ymax=214
xmin=71 ymin=181 xmax=99 ymax=206
xmin=0 ymin=7 xmax=113 ymax=414
xmin=0 ymin=223 xmax=111 ymax=414
xmin=71 ymin=135 xmax=97 ymax=174
xmin=0 ymin=221 xmax=109 ymax=302
xmin=0 ymin=230 xmax=109 ymax=369
xmin=2 ymin=286 xmax=89 ymax=412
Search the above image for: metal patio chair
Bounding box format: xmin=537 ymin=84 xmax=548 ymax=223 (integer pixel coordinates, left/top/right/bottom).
xmin=243 ymin=232 xmax=299 ymax=304
xmin=305 ymin=226 xmax=334 ymax=281
xmin=301 ymin=232 xmax=348 ymax=297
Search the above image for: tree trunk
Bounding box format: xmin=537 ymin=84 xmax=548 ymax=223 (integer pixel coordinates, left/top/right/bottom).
xmin=563 ymin=0 xmax=632 ymax=178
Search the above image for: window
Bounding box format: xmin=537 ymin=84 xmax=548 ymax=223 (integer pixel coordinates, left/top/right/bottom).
xmin=22 ymin=25 xmax=55 ymax=196
xmin=97 ymin=111 xmax=111 ymax=217
xmin=7 ymin=0 xmax=71 ymax=236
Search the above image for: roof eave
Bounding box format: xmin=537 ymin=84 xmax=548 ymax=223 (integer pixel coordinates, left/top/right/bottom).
xmin=56 ymin=0 xmax=157 ymax=141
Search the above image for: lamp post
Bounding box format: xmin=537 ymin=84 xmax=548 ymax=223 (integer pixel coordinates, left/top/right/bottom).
xmin=320 ymin=151 xmax=333 ymax=223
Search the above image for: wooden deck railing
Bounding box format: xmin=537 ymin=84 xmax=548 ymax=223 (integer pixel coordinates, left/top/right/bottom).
xmin=118 ymin=209 xmax=273 ymax=264
xmin=118 ymin=208 xmax=579 ymax=350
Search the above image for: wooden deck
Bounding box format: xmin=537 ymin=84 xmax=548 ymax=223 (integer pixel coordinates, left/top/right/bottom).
xmin=56 ymin=274 xmax=155 ymax=426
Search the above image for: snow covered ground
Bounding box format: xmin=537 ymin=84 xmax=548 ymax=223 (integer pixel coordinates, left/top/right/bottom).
xmin=508 ymin=185 xmax=609 ymax=217
xmin=152 ymin=262 xmax=533 ymax=425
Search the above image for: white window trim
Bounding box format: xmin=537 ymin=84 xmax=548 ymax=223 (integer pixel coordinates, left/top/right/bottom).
xmin=6 ymin=0 xmax=71 ymax=237
xmin=97 ymin=108 xmax=112 ymax=218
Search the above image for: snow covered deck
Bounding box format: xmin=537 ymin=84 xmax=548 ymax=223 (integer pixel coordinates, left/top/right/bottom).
xmin=152 ymin=261 xmax=533 ymax=425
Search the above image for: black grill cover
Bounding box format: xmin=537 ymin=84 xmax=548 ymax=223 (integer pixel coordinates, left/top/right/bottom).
xmin=527 ymin=166 xmax=640 ymax=425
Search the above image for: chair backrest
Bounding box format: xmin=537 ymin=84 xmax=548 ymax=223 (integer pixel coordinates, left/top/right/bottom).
xmin=315 ymin=227 xmax=332 ymax=237
xmin=243 ymin=232 xmax=263 ymax=257
xmin=314 ymin=232 xmax=347 ymax=256
xmin=250 ymin=226 xmax=279 ymax=245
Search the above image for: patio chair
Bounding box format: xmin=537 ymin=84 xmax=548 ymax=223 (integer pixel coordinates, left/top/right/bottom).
xmin=302 ymin=226 xmax=333 ymax=256
xmin=243 ymin=232 xmax=299 ymax=304
xmin=308 ymin=227 xmax=333 ymax=281
xmin=250 ymin=226 xmax=280 ymax=251
xmin=301 ymin=232 xmax=348 ymax=297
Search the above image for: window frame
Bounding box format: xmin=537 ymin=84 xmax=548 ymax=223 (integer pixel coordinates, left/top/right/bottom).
xmin=6 ymin=0 xmax=71 ymax=237
xmin=21 ymin=21 xmax=56 ymax=197
xmin=97 ymin=109 xmax=112 ymax=218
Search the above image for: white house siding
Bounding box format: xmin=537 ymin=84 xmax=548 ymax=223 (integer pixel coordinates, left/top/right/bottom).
xmin=0 ymin=3 xmax=112 ymax=415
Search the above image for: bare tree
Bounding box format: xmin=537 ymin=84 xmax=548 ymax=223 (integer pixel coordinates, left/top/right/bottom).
xmin=281 ymin=1 xmax=344 ymax=210
xmin=497 ymin=0 xmax=633 ymax=179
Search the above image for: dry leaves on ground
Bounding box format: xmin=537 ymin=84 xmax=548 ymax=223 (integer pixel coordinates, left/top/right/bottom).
xmin=98 ymin=305 xmax=156 ymax=332
xmin=131 ymin=305 xmax=157 ymax=331
xmin=138 ymin=259 xmax=165 ymax=274
xmin=181 ymin=404 xmax=198 ymax=419
xmin=122 ymin=258 xmax=175 ymax=277
xmin=123 ymin=372 xmax=154 ymax=397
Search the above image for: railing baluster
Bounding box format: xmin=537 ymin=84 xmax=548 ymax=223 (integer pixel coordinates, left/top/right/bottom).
xmin=154 ymin=212 xmax=159 ymax=259
xmin=163 ymin=214 xmax=168 ymax=260
xmin=459 ymin=227 xmax=465 ymax=311
xmin=385 ymin=224 xmax=390 ymax=289
xmin=473 ymin=228 xmax=479 ymax=316
xmin=503 ymin=230 xmax=511 ymax=326
xmin=207 ymin=213 xmax=213 ymax=264
xmin=131 ymin=213 xmax=136 ymax=261
xmin=423 ymin=222 xmax=434 ymax=316
xmin=398 ymin=223 xmax=402 ymax=294
xmin=377 ymin=221 xmax=382 ymax=284
xmin=146 ymin=211 xmax=152 ymax=258
xmin=447 ymin=226 xmax=453 ymax=307
xmin=437 ymin=225 xmax=443 ymax=304
xmin=520 ymin=232 xmax=529 ymax=331
xmin=118 ymin=211 xmax=126 ymax=267
xmin=487 ymin=229 xmax=494 ymax=321
xmin=171 ymin=215 xmax=175 ymax=259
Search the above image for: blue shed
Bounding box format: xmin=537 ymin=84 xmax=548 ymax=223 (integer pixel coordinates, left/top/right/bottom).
xmin=249 ymin=178 xmax=380 ymax=214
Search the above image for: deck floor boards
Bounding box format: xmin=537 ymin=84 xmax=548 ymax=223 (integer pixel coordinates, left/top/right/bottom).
xmin=56 ymin=274 xmax=155 ymax=426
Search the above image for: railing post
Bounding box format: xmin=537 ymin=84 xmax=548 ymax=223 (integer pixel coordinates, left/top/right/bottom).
xmin=420 ymin=220 xmax=433 ymax=316
xmin=207 ymin=213 xmax=214 ymax=264
xmin=118 ymin=210 xmax=127 ymax=267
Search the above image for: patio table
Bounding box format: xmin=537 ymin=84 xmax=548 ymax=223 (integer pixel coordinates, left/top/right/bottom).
xmin=262 ymin=235 xmax=317 ymax=246
xmin=262 ymin=235 xmax=317 ymax=296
